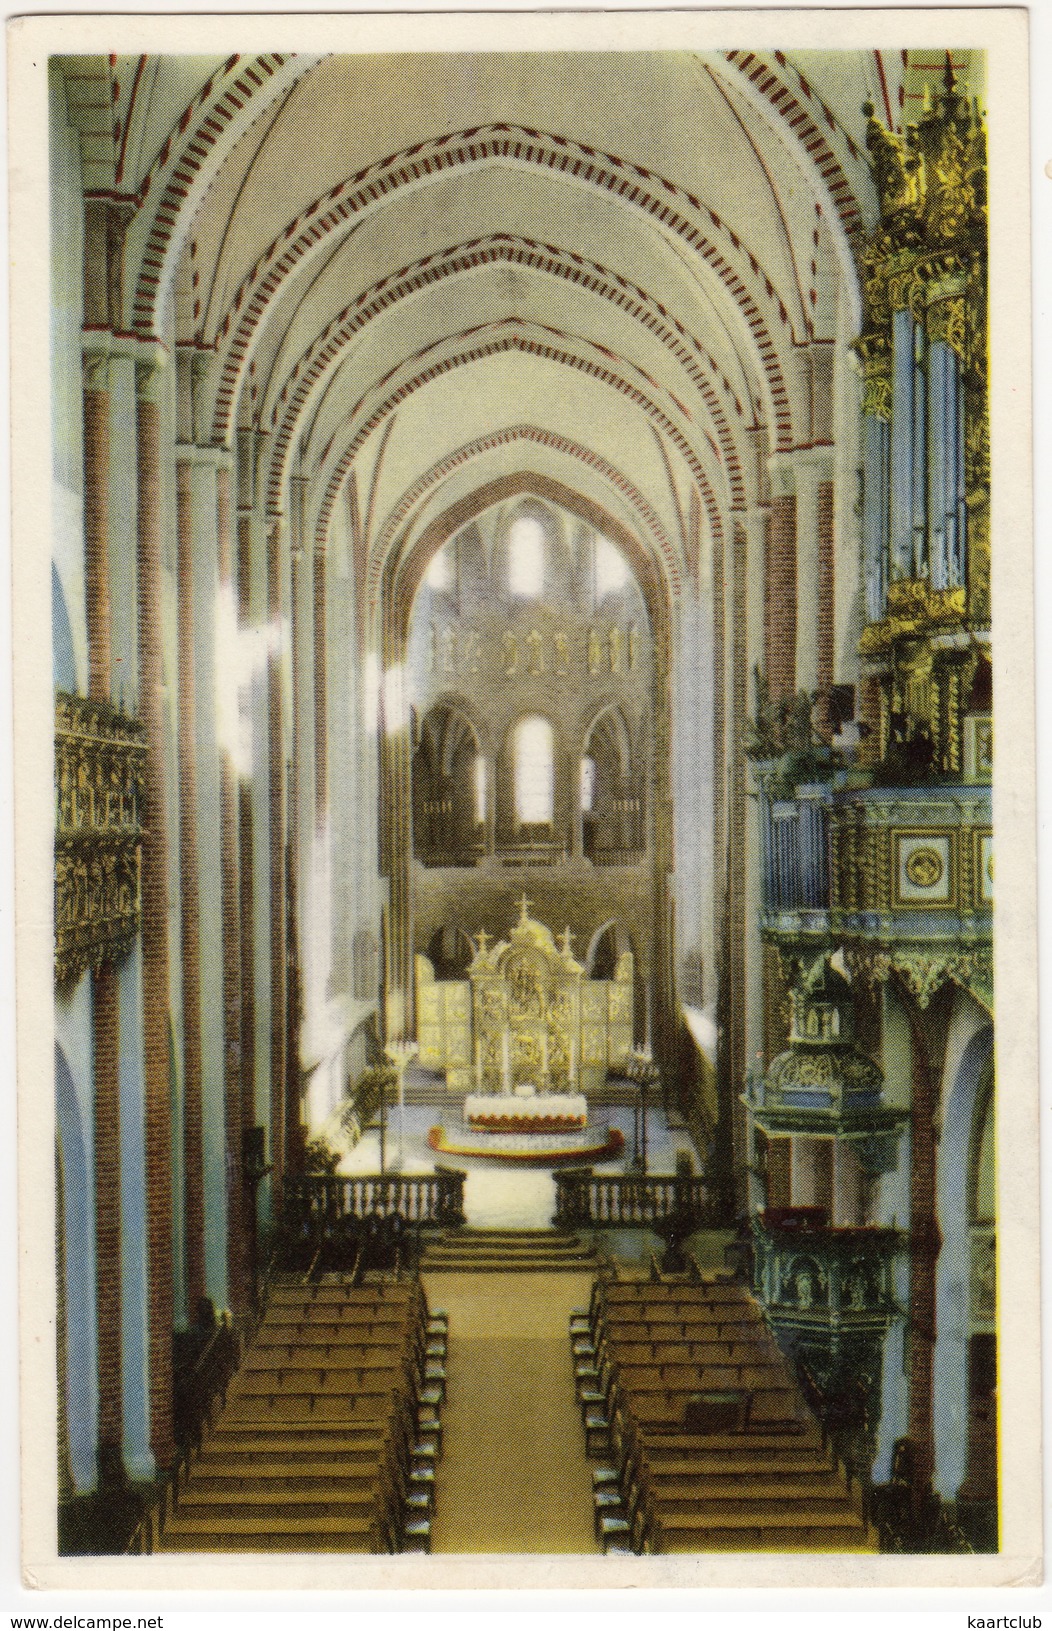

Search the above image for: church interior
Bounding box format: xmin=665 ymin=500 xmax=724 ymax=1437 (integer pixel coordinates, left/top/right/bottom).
xmin=48 ymin=44 xmax=995 ymax=1557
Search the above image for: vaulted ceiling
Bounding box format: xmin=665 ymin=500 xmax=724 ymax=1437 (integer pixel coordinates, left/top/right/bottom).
xmin=63 ymin=47 xmax=984 ymax=598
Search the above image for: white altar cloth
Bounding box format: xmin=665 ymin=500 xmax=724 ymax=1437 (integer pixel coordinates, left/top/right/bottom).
xmin=465 ymin=1092 xmax=587 ymax=1129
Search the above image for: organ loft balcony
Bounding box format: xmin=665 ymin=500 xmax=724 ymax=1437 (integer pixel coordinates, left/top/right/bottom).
xmin=757 ymin=776 xmax=992 ymax=1012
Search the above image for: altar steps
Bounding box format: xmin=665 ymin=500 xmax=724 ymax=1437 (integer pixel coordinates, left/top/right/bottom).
xmin=420 ymin=1228 xmax=598 ymax=1272
xmin=402 ymin=1074 xmax=455 ymax=1107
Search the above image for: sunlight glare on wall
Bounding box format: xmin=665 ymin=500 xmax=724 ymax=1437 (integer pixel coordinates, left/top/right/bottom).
xmin=580 ymin=754 xmax=596 ymax=812
xmin=215 ymin=588 xmax=288 ymax=777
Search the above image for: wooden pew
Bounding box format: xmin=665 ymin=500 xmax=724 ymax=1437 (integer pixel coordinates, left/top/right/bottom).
xmin=158 ymin=1510 xmax=394 ymax=1553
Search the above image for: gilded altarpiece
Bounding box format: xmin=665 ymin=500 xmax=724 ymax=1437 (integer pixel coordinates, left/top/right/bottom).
xmin=416 ymin=903 xmax=633 ymax=1095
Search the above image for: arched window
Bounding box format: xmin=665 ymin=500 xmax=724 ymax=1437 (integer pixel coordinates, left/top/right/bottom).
xmin=595 ymin=535 xmax=630 ymax=596
xmin=508 ymin=514 xmax=545 ymax=598
xmin=474 ymin=753 xmax=487 ymax=826
xmin=425 ymin=543 xmax=453 ymax=592
xmin=514 ymin=715 xmax=554 ymax=826
xmin=580 ymin=755 xmax=596 ymax=813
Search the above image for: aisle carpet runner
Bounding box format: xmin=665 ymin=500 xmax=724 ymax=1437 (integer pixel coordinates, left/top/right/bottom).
xmin=423 ymin=1271 xmax=598 ymax=1553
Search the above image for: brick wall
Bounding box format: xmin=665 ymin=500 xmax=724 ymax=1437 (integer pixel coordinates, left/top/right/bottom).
xmin=765 ymin=494 xmax=796 ymax=699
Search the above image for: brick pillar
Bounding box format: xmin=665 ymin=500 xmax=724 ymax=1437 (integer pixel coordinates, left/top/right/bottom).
xmin=381 ymin=591 xmax=413 ymax=1042
xmin=83 ymin=353 xmax=111 ymax=700
xmin=135 ymin=361 xmax=174 ymax=1471
xmin=765 ymin=494 xmax=797 ymax=699
xmin=92 ymin=960 xmax=122 ymax=1474
xmin=906 ymin=999 xmax=946 ymax=1515
xmin=815 ymin=478 xmax=835 ymax=737
xmin=83 ymin=346 xmax=124 ymax=1476
xmin=56 ymin=1148 xmax=73 ymax=1505
xmin=712 ymin=519 xmax=727 ymax=902
xmin=816 ymin=480 xmax=835 ymax=689
xmin=216 ymin=465 xmax=248 ymax=1315
xmin=726 ymin=519 xmax=750 ymax=1209
xmin=176 ymin=457 xmax=205 ymax=1319
xmin=286 ymin=476 xmax=311 ymax=1176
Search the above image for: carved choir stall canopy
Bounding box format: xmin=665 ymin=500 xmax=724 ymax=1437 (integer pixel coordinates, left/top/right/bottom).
xmin=416 ymin=895 xmax=633 ymax=1098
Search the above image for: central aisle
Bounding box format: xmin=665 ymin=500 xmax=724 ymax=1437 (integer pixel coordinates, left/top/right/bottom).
xmin=424 ymin=1270 xmax=599 ymax=1553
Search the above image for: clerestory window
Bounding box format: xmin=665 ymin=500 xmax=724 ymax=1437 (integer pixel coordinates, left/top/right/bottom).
xmin=507 ymin=515 xmax=545 ymax=598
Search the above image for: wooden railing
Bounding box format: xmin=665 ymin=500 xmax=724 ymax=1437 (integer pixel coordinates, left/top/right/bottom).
xmin=552 ymin=1169 xmax=709 ymax=1231
xmin=283 ymin=1170 xmax=466 ymax=1232
xmin=416 ymin=843 xmax=485 ymax=869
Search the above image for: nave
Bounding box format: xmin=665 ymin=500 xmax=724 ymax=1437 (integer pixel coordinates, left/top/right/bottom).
xmin=42 ymin=36 xmax=1004 ymax=1564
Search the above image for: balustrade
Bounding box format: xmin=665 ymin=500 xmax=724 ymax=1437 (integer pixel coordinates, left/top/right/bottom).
xmin=283 ymin=1169 xmax=466 ymax=1234
xmin=553 ymin=1169 xmax=709 ymax=1231
xmin=591 ymin=846 xmax=646 ymax=868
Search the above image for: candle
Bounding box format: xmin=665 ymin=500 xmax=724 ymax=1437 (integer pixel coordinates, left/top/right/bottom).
xmin=502 ymin=1029 xmax=510 ymax=1095
xmin=542 ymin=1029 xmax=549 ymax=1084
xmin=475 ymin=1036 xmax=482 ymax=1093
xmin=569 ymin=1032 xmax=576 ymax=1089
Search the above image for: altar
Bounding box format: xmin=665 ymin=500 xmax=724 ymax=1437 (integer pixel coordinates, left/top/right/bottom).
xmin=464 ymin=1089 xmax=588 ymax=1134
xmin=416 ymin=897 xmax=633 ymax=1161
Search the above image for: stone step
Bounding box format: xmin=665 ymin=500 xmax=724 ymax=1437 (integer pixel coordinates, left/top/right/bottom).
xmin=428 ymin=1234 xmax=584 ymax=1252
xmin=422 ymin=1255 xmax=597 ymax=1272
xmin=419 ymin=1228 xmax=598 ymax=1271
